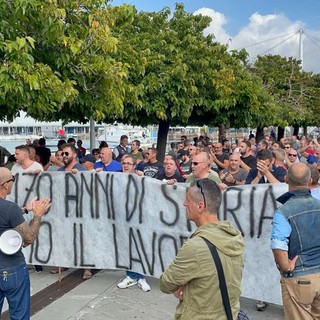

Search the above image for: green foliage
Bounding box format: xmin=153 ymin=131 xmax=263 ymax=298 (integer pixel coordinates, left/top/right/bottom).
xmin=6 ymin=0 xmax=316 ymax=137
xmin=250 ymin=54 xmax=320 ymax=128
xmin=111 ymin=3 xmax=273 ymax=135
xmin=0 ymin=0 xmax=134 ymax=122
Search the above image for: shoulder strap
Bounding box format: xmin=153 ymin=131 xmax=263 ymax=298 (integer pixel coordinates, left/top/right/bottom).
xmin=200 ymin=236 xmax=233 ymax=320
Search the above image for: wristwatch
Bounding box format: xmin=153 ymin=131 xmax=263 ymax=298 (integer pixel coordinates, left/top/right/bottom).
xmin=282 ymin=269 xmax=293 ymax=278
xmin=21 ymin=207 xmax=28 ymax=214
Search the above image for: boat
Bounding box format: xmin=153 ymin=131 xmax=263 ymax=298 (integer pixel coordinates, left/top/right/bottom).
xmin=0 ymin=111 xmax=94 ymax=141
xmin=167 ymin=126 xmax=202 ymax=141
xmin=96 ymin=123 xmax=156 ymax=148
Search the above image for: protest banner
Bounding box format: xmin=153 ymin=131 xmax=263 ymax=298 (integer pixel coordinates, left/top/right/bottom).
xmin=9 ymin=172 xmax=287 ymax=304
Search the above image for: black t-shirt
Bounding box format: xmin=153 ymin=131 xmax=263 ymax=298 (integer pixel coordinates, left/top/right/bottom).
xmin=142 ymin=161 xmax=163 ymax=178
xmin=241 ymin=155 xmax=257 ymax=169
xmin=216 ymin=153 xmax=229 ymax=171
xmin=180 ymin=160 xmax=192 ymax=175
xmin=157 ymin=171 xmax=185 ymax=182
xmin=35 ymin=146 xmax=51 ymax=166
xmin=0 ymin=198 xmax=25 ymax=268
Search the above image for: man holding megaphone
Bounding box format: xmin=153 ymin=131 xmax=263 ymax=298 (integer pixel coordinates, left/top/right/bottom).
xmin=0 ymin=167 xmax=51 ymax=320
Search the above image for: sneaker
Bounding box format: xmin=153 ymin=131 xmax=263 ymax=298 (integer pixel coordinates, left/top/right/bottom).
xmin=117 ymin=276 xmax=137 ymax=289
xmin=256 ymin=301 xmax=268 ymax=311
xmin=137 ymin=278 xmax=151 ymax=292
xmin=34 ymin=265 xmax=43 ymax=273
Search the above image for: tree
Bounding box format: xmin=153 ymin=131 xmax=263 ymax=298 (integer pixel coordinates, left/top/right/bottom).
xmin=0 ymin=0 xmax=135 ymax=123
xmin=250 ymin=54 xmax=320 ymax=139
xmin=112 ymin=3 xmax=272 ymax=160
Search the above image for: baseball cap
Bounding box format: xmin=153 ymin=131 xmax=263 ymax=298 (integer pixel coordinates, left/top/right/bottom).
xmin=79 ymin=154 xmax=96 ymax=164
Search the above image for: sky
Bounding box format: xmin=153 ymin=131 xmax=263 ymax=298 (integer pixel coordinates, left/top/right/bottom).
xmin=111 ymin=0 xmax=320 ymax=73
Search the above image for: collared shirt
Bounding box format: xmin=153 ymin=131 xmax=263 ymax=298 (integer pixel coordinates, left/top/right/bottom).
xmin=271 ymin=188 xmax=320 ymax=251
xmin=271 ymin=210 xmax=292 ymax=251
xmin=311 ymin=187 xmax=320 ymax=200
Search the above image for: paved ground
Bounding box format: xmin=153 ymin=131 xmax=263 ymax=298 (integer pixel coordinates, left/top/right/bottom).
xmin=2 ymin=267 xmax=284 ymax=320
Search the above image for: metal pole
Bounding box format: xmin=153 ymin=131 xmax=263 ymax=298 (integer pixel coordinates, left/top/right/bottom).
xmin=299 ymin=29 xmax=304 ymax=70
xmin=89 ymin=118 xmax=95 ymax=152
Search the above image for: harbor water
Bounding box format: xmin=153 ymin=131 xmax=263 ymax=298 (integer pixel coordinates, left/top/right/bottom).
xmin=0 ymin=139 xmax=95 ymax=154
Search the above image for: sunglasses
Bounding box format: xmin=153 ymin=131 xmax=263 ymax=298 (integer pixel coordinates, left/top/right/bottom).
xmin=1 ymin=175 xmax=15 ymax=187
xmin=192 ymin=161 xmax=206 ymax=166
xmin=288 ymin=154 xmax=297 ymax=157
xmin=61 ymin=152 xmax=70 ymax=157
xmin=196 ymin=179 xmax=207 ymax=208
xmin=122 ymin=162 xmax=134 ymax=166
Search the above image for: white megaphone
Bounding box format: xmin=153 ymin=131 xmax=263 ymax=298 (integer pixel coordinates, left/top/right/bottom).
xmin=0 ymin=230 xmax=23 ymax=255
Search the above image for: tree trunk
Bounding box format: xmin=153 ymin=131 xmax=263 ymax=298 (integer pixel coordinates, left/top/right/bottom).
xmin=256 ymin=127 xmax=264 ymax=142
xmin=277 ymin=127 xmax=285 ymax=141
xmin=303 ymin=125 xmax=307 ymax=137
xmin=157 ymin=119 xmax=170 ymax=163
xmin=293 ymin=126 xmax=299 ymax=137
xmin=218 ymin=124 xmax=228 ymax=143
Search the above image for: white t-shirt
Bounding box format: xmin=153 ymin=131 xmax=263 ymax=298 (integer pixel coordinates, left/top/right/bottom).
xmin=11 ymin=162 xmax=44 ymax=176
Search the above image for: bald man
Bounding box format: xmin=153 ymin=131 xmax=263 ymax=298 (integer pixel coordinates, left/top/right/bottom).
xmin=219 ymin=153 xmax=248 ymax=186
xmin=94 ymin=147 xmax=121 ymax=172
xmin=186 ymin=152 xmax=221 ymax=184
xmin=271 ymin=163 xmax=320 ymax=319
xmin=0 ymin=167 xmax=51 ymax=319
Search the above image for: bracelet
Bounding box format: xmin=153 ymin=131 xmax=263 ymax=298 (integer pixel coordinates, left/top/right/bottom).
xmin=21 ymin=207 xmax=28 ymax=214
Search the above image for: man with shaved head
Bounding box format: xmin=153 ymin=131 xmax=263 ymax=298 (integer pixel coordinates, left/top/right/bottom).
xmin=186 ymin=152 xmax=221 ymax=184
xmin=94 ymin=146 xmax=121 ymax=172
xmin=0 ymin=167 xmax=51 ymax=319
xmin=219 ymin=153 xmax=248 ymax=187
xmin=271 ymin=163 xmax=320 ymax=319
xmin=284 ymin=148 xmax=299 ymax=167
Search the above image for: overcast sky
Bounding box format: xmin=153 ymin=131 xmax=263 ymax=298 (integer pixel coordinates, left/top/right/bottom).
xmin=111 ymin=0 xmax=320 ymax=73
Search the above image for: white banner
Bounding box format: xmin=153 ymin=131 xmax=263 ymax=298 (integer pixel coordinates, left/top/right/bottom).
xmin=9 ymin=172 xmax=287 ymax=305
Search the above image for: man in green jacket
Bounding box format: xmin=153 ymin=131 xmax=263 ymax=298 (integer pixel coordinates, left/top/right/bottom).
xmin=160 ymin=178 xmax=244 ymax=320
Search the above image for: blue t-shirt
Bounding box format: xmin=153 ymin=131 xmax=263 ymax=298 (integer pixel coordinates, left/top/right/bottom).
xmin=94 ymin=160 xmax=122 ymax=172
xmin=136 ymin=160 xmax=145 ymax=171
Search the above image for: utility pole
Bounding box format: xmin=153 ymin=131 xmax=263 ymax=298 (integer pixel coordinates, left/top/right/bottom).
xmin=299 ymin=29 xmax=304 ymax=70
xmin=89 ymin=117 xmax=95 ymax=151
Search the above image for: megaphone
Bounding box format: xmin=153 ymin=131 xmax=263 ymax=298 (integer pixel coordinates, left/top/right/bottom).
xmin=0 ymin=230 xmax=23 ymax=255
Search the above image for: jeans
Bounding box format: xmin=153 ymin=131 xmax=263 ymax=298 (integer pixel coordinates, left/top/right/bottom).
xmin=126 ymin=271 xmax=145 ymax=280
xmin=0 ymin=263 xmax=30 ymax=320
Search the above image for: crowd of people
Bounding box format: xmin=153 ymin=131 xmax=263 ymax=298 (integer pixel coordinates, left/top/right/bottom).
xmin=1 ymin=131 xmax=320 ymax=319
